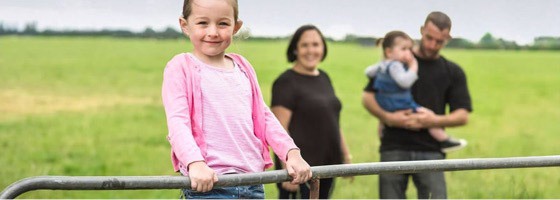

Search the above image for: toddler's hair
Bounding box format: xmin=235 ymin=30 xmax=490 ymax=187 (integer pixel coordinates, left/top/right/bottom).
xmin=376 ymin=31 xmax=412 ymax=58
xmin=182 ymin=0 xmax=239 ymax=21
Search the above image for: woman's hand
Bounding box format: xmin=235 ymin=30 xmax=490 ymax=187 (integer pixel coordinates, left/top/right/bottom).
xmin=281 ymin=182 xmax=300 ymax=192
xmin=285 ymin=149 xmax=312 ymax=185
xmin=342 ymin=154 xmax=355 ymax=183
xmin=188 ymin=161 xmax=218 ymax=192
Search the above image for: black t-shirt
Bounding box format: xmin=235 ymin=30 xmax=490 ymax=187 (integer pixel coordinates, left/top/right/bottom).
xmin=364 ymin=55 xmax=473 ymax=152
xmin=272 ymin=69 xmax=343 ymax=166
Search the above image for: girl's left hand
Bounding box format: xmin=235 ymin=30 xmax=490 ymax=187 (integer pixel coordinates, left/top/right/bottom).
xmin=285 ymin=149 xmax=312 ymax=184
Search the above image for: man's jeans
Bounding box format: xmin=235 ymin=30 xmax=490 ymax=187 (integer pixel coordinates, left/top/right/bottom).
xmin=181 ymin=184 xmax=264 ymax=199
xmin=379 ymin=150 xmax=447 ymax=199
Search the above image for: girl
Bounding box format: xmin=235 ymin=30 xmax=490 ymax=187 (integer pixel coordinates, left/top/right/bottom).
xmin=161 ymin=0 xmax=312 ymax=198
xmin=364 ymin=31 xmax=467 ymax=153
xmin=271 ymin=25 xmax=353 ymax=199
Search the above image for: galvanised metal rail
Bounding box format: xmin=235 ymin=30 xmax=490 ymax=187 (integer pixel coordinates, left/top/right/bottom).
xmin=2 ymin=155 xmax=560 ymax=199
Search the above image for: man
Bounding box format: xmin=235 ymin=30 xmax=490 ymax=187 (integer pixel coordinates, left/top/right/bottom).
xmin=362 ymin=11 xmax=472 ymax=199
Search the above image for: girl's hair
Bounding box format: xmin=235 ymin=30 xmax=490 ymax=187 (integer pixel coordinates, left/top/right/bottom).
xmin=376 ymin=31 xmax=412 ymax=57
xmin=182 ymin=0 xmax=239 ymax=21
xmin=286 ymin=25 xmax=328 ymax=63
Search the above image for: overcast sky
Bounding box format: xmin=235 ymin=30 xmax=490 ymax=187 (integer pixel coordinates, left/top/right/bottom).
xmin=1 ymin=0 xmax=559 ymax=44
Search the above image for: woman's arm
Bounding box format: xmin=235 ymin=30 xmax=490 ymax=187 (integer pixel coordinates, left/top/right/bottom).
xmin=271 ymin=106 xmax=302 ymax=191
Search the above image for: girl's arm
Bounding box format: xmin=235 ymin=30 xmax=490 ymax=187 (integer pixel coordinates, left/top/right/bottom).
xmin=364 ymin=64 xmax=380 ymax=78
xmin=265 ymin=105 xmax=311 ymax=184
xmin=162 ymin=64 xmax=216 ymax=192
xmin=162 ymin=64 xmax=204 ymax=168
xmin=388 ymin=61 xmax=418 ymax=89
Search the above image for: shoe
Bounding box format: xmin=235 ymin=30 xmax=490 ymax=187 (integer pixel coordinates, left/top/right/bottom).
xmin=440 ymin=138 xmax=467 ymax=153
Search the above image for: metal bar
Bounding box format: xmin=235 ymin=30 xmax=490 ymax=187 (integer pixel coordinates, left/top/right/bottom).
xmin=2 ymin=155 xmax=560 ymax=199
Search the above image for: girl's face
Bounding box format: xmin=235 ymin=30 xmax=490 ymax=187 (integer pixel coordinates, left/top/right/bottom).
xmin=180 ymin=0 xmax=242 ymax=60
xmin=295 ymin=30 xmax=324 ymax=70
xmin=386 ymin=37 xmax=414 ymax=63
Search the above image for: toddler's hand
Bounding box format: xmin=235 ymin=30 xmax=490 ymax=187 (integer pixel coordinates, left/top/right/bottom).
xmin=188 ymin=161 xmax=218 ymax=192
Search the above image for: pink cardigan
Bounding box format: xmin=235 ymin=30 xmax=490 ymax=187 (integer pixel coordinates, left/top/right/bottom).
xmin=162 ymin=53 xmax=297 ymax=172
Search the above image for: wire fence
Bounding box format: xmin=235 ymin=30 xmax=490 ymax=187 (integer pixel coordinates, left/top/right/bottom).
xmin=2 ymin=155 xmax=560 ymax=199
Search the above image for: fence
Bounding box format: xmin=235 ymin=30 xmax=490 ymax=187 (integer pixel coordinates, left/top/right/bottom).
xmin=2 ymin=155 xmax=560 ymax=198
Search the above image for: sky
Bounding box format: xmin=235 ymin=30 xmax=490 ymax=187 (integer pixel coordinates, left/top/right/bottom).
xmin=1 ymin=0 xmax=559 ymax=45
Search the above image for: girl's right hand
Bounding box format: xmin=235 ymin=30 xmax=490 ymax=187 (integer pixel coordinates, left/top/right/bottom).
xmin=281 ymin=182 xmax=300 ymax=192
xmin=188 ymin=161 xmax=218 ymax=192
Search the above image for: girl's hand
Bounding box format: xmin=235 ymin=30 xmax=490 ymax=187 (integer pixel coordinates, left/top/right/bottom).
xmin=188 ymin=161 xmax=218 ymax=192
xmin=285 ymin=149 xmax=312 ymax=185
xmin=404 ymin=53 xmax=418 ymax=70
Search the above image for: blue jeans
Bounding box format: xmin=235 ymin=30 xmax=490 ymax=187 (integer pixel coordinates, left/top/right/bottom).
xmin=379 ymin=150 xmax=447 ymax=199
xmin=180 ymin=185 xmax=264 ymax=199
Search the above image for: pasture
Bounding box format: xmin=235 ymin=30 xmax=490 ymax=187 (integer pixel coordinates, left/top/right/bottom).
xmin=1 ymin=36 xmax=559 ymax=198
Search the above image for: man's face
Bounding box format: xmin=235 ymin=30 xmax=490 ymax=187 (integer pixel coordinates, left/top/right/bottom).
xmin=419 ymin=21 xmax=450 ymax=59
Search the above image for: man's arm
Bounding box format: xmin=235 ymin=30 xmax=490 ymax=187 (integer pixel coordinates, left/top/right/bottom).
xmin=415 ymin=108 xmax=469 ymax=128
xmin=362 ymin=91 xmax=413 ymax=128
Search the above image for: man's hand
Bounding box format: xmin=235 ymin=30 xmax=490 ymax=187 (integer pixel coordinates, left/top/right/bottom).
xmin=188 ymin=161 xmax=218 ymax=192
xmin=383 ymin=109 xmax=414 ymax=128
xmin=412 ymin=107 xmax=440 ymax=128
xmin=285 ymin=149 xmax=312 ymax=185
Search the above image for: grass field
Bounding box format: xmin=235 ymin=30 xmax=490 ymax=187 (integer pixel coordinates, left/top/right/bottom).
xmin=1 ymin=36 xmax=559 ymax=198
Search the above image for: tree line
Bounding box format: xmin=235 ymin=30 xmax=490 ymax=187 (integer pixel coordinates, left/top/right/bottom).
xmin=2 ymin=22 xmax=559 ymax=50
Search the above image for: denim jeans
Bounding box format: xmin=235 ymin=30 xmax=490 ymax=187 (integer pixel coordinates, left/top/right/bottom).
xmin=379 ymin=150 xmax=447 ymax=199
xmin=180 ymin=184 xmax=264 ymax=199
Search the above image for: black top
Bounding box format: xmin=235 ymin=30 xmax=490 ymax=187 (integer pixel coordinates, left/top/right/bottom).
xmin=364 ymin=55 xmax=473 ymax=152
xmin=272 ymin=69 xmax=343 ymax=166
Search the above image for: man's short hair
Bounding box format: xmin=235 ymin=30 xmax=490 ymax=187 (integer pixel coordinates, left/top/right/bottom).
xmin=425 ymin=11 xmax=452 ymax=31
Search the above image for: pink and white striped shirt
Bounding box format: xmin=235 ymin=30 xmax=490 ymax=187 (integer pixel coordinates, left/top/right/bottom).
xmin=161 ymin=53 xmax=297 ymax=174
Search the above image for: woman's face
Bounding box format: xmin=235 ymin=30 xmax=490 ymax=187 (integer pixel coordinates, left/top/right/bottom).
xmin=295 ymin=29 xmax=324 ymax=70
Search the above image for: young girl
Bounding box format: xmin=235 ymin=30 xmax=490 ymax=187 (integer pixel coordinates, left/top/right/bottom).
xmin=161 ymin=0 xmax=312 ymax=198
xmin=364 ymin=31 xmax=467 ymax=153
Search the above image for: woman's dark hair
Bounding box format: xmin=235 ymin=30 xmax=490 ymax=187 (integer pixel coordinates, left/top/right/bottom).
xmin=286 ymin=25 xmax=328 ymax=63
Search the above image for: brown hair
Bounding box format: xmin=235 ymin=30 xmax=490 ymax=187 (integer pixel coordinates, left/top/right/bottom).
xmin=286 ymin=25 xmax=328 ymax=63
xmin=377 ymin=31 xmax=412 ymax=58
xmin=424 ymin=11 xmax=451 ymax=31
xmin=182 ymin=0 xmax=239 ymax=21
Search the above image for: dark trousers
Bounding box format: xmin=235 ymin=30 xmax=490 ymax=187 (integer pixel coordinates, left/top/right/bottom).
xmin=277 ymin=178 xmax=335 ymax=199
xmin=379 ymin=150 xmax=447 ymax=199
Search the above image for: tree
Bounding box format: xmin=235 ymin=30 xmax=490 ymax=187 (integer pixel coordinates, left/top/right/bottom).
xmin=447 ymin=37 xmax=475 ymax=49
xmin=478 ymin=32 xmax=500 ymax=49
xmin=142 ymin=27 xmax=157 ymax=38
xmin=22 ymin=22 xmax=38 ymax=35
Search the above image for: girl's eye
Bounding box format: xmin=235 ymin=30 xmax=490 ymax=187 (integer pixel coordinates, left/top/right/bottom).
xmin=219 ymin=22 xmax=230 ymax=26
xmin=196 ymin=21 xmax=208 ymax=25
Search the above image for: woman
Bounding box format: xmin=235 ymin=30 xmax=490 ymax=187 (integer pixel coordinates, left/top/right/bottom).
xmin=271 ymin=24 xmax=353 ymax=199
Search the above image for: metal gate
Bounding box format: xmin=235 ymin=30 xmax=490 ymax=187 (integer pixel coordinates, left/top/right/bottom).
xmin=2 ymin=155 xmax=560 ymax=198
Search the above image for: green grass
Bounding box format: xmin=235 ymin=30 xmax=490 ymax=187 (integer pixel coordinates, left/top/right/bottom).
xmin=1 ymin=36 xmax=559 ymax=198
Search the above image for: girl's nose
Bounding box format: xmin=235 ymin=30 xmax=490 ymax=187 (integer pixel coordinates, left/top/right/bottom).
xmin=206 ymin=26 xmax=218 ymax=37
